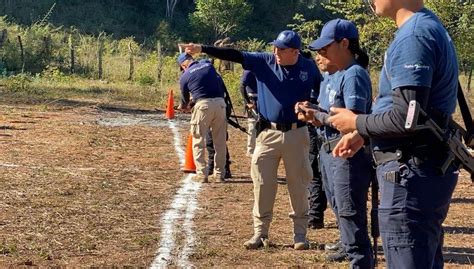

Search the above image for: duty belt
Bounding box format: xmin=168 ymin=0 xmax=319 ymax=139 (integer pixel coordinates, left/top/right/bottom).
xmin=372 ymin=146 xmax=448 ymax=168
xmin=264 ymin=121 xmax=306 ymax=132
xmin=322 ymin=137 xmax=341 ymax=153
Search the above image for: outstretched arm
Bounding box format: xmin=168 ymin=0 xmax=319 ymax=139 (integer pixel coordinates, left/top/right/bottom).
xmin=180 ymin=43 xmax=244 ymax=63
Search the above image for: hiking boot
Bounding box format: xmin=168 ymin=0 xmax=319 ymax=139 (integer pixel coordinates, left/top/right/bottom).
xmin=327 ymin=248 xmax=349 ymax=262
xmin=294 ymin=234 xmax=309 ymax=250
xmin=325 ymin=240 xmax=342 ymax=252
xmin=243 ymin=234 xmax=269 ymax=250
xmin=212 ymin=174 xmax=226 ymax=183
xmin=308 ymin=221 xmax=324 ymax=230
xmin=193 ymin=174 xmax=208 ymax=183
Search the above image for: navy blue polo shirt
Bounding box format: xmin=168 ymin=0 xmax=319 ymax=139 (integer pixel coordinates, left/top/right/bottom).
xmin=371 ymin=8 xmax=458 ymax=150
xmin=241 ymin=70 xmax=258 ymax=95
xmin=319 ymin=63 xmax=372 ymax=139
xmin=241 ymin=52 xmax=320 ymax=123
xmin=179 ymin=60 xmax=224 ymax=105
xmin=372 ymin=8 xmax=458 ymax=115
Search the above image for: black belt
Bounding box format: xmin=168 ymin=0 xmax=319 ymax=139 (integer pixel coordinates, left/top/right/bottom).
xmin=322 ymin=137 xmax=341 ymax=153
xmin=372 ymin=146 xmax=448 ymax=167
xmin=264 ymin=121 xmax=306 ymax=132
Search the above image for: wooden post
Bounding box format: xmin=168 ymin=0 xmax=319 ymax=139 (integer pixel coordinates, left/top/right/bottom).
xmin=69 ymin=34 xmax=75 ymax=74
xmin=157 ymin=41 xmax=163 ymax=91
xmin=468 ymin=65 xmax=472 ymax=93
xmin=0 ymin=29 xmax=7 ymax=48
xmin=97 ymin=34 xmax=104 ymax=80
xmin=128 ymin=40 xmax=134 ymax=81
xmin=17 ymin=35 xmax=24 ymax=73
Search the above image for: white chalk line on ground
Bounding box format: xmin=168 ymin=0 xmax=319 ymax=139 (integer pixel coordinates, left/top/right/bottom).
xmin=149 ymin=119 xmax=201 ymax=268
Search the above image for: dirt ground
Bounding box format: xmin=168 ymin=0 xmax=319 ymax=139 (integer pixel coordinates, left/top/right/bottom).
xmin=0 ymin=101 xmax=473 ymax=268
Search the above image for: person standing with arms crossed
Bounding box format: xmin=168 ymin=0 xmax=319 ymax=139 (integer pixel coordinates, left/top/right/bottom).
xmin=182 ymin=30 xmax=321 ymax=250
xmin=328 ymin=1 xmax=460 ymax=268
xmin=178 ymin=53 xmax=227 ymax=183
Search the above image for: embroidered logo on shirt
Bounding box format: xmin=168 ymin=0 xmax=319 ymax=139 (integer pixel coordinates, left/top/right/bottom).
xmin=404 ymin=63 xmax=430 ymax=70
xmin=299 ymin=71 xmax=308 ymax=82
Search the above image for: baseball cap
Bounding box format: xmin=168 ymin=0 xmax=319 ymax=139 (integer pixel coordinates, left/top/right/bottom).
xmin=177 ymin=53 xmax=193 ymax=65
xmin=308 ymin=19 xmax=359 ymax=51
xmin=270 ymin=30 xmax=301 ymax=49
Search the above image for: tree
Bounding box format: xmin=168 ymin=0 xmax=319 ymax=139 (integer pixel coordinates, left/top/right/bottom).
xmin=425 ymin=1 xmax=474 ymax=83
xmin=287 ymin=13 xmax=322 ymax=48
xmin=190 ymin=0 xmax=252 ymax=42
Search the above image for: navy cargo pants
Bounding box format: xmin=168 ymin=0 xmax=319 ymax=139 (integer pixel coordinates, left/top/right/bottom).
xmin=320 ymin=146 xmax=374 ymax=268
xmin=376 ymin=157 xmax=458 ymax=269
xmin=308 ymin=126 xmax=327 ymax=225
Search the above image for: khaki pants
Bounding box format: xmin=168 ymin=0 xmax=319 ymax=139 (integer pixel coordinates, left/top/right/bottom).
xmin=190 ymin=98 xmax=227 ymax=178
xmin=247 ymin=118 xmax=257 ymax=155
xmin=250 ymin=126 xmax=312 ymax=237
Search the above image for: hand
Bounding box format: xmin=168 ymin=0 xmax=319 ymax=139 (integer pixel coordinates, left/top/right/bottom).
xmin=177 ymin=104 xmax=191 ymax=113
xmin=246 ymin=103 xmax=255 ymax=109
xmin=328 ymin=107 xmax=358 ymax=133
xmin=295 ymin=102 xmax=320 ymax=124
xmin=332 ymin=131 xmax=364 ymax=159
xmin=179 ymin=43 xmax=202 ymax=55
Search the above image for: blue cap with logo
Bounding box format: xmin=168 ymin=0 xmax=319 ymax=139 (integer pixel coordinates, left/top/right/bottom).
xmin=271 ymin=30 xmax=301 ymax=49
xmin=308 ymin=19 xmax=359 ymax=51
xmin=177 ymin=53 xmax=193 ymax=65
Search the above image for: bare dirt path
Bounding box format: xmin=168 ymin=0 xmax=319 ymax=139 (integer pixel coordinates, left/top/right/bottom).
xmin=0 ymin=103 xmax=472 ymax=268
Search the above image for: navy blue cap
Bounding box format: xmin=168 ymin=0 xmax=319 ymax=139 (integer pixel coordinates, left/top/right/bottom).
xmin=271 ymin=30 xmax=301 ymax=49
xmin=177 ymin=53 xmax=193 ymax=65
xmin=308 ymin=19 xmax=359 ymax=51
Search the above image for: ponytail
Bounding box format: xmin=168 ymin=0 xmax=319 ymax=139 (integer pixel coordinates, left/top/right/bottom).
xmin=348 ymin=38 xmax=369 ymax=70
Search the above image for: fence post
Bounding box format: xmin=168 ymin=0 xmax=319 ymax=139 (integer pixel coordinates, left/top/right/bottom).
xmin=468 ymin=65 xmax=472 ymax=93
xmin=157 ymin=41 xmax=163 ymax=91
xmin=128 ymin=40 xmax=134 ymax=81
xmin=17 ymin=35 xmax=24 ymax=73
xmin=97 ymin=34 xmax=104 ymax=79
xmin=69 ymin=34 xmax=75 ymax=74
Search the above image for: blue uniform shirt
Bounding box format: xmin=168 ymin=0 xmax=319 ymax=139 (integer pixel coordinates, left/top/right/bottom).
xmin=179 ymin=60 xmax=225 ymax=106
xmin=241 ymin=52 xmax=320 ymax=123
xmin=372 ymin=8 xmax=458 ymax=115
xmin=241 ymin=70 xmax=258 ymax=95
xmin=319 ymin=63 xmax=372 ymax=139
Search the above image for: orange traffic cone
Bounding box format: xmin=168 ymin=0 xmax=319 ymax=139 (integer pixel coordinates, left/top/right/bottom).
xmin=182 ymin=133 xmax=196 ymax=173
xmin=165 ymin=89 xmax=175 ymax=119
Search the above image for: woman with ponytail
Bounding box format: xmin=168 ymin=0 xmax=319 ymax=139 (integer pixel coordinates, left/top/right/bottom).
xmin=296 ymin=19 xmax=374 ymax=268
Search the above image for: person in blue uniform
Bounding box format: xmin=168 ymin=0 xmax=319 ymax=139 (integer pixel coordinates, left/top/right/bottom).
xmin=178 ymin=53 xmax=228 ymax=183
xmin=299 ymin=50 xmax=328 ymax=230
xmin=181 ymin=30 xmax=321 ymax=250
xmin=297 ymin=19 xmax=374 ymax=268
xmin=206 ymin=74 xmax=232 ymax=179
xmin=240 ymin=70 xmax=258 ymax=156
xmin=328 ymin=1 xmax=459 ymax=268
